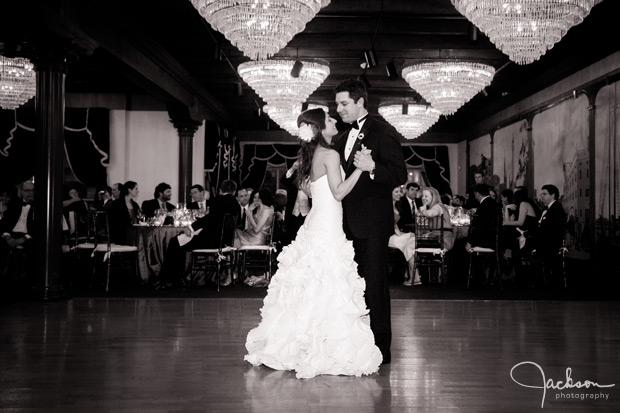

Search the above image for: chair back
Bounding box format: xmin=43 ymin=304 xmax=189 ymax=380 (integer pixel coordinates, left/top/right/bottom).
xmin=67 ymin=209 xmax=94 ymax=248
xmin=92 ymin=210 xmax=112 ymax=251
xmin=219 ymin=213 xmax=238 ymax=251
xmin=415 ymin=213 xmax=446 ymax=249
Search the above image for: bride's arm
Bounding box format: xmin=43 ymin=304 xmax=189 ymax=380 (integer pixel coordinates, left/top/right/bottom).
xmin=324 ymin=151 xmax=362 ymax=201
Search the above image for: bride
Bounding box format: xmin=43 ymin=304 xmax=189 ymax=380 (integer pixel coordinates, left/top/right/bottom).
xmin=245 ymin=108 xmax=383 ymax=379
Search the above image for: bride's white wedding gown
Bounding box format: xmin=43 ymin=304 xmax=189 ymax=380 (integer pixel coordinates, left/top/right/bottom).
xmin=245 ymin=174 xmax=383 ymax=379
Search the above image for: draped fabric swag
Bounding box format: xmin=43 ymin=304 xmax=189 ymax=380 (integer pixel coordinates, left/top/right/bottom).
xmin=0 ymin=107 xmax=110 ymax=188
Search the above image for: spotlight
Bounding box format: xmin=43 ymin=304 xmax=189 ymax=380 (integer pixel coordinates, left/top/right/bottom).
xmin=402 ymin=103 xmax=408 ymax=115
xmin=291 ymin=60 xmax=303 ymax=78
xmin=357 ymin=73 xmax=371 ymax=89
xmin=364 ymin=50 xmax=378 ymax=68
xmin=214 ymin=41 xmax=223 ymax=61
xmin=386 ymin=61 xmax=398 ymax=80
xmin=481 ymin=88 xmax=488 ymax=97
xmin=469 ymin=24 xmax=478 ymax=42
xmin=236 ymin=82 xmax=243 ymax=97
xmin=301 ymin=102 xmax=309 ymax=111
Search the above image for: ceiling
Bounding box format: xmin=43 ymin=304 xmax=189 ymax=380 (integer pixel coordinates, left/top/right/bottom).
xmin=3 ymin=0 xmax=620 ymax=143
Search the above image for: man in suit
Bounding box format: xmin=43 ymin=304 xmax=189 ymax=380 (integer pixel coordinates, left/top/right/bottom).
xmin=141 ymin=182 xmax=176 ymax=218
xmin=188 ymin=184 xmax=209 ymax=211
xmin=158 ymin=180 xmax=240 ymax=288
xmin=465 ymin=183 xmax=501 ymax=252
xmin=334 ymin=79 xmax=408 ymax=365
xmin=465 ymin=171 xmax=485 ymax=210
xmin=535 ymin=184 xmax=567 ymax=283
xmin=0 ymin=180 xmax=35 ymax=282
xmin=397 ymin=182 xmax=422 ymax=232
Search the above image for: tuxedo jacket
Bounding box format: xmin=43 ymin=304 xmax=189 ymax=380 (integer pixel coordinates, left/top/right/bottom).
xmin=467 ymin=196 xmax=500 ymax=248
xmin=396 ymin=195 xmax=421 ymax=232
xmin=536 ymin=201 xmax=566 ymax=255
xmin=108 ymin=198 xmax=140 ymax=244
xmin=191 ymin=194 xmax=241 ymax=249
xmin=141 ymin=199 xmax=176 ymax=218
xmin=0 ymin=199 xmax=35 ymax=236
xmin=334 ymin=115 xmax=408 ymax=239
xmin=188 ymin=200 xmax=209 ymax=210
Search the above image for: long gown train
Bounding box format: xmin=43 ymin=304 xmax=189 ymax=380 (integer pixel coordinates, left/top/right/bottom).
xmin=244 ymin=174 xmax=383 ymax=379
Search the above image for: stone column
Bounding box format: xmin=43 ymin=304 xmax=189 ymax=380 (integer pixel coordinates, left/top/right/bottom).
xmin=171 ymin=119 xmax=202 ymax=205
xmin=31 ymin=41 xmax=78 ymax=300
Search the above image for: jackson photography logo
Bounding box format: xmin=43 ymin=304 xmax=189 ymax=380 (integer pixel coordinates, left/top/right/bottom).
xmin=510 ymin=361 xmax=615 ymax=408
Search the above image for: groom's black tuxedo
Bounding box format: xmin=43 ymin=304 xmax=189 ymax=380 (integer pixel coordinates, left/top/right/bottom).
xmin=334 ymin=115 xmax=407 ymax=363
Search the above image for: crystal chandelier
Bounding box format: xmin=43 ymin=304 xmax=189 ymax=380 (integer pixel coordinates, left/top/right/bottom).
xmin=0 ymin=56 xmax=36 ymax=110
xmin=238 ymin=59 xmax=329 ymax=107
xmin=402 ymin=61 xmax=494 ymax=116
xmin=378 ymin=103 xmax=442 ymax=140
xmin=264 ymin=102 xmax=328 ymax=136
xmin=451 ymin=0 xmax=602 ymax=65
xmin=190 ymin=0 xmax=330 ymax=61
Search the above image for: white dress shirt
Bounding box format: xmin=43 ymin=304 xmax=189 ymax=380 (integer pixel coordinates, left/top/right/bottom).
xmin=344 ymin=116 xmax=368 ymax=160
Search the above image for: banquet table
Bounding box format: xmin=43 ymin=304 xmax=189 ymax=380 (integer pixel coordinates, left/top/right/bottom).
xmin=130 ymin=225 xmax=185 ymax=282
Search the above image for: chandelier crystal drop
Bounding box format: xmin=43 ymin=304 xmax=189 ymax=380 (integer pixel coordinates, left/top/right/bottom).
xmin=451 ymin=0 xmax=602 ymax=65
xmin=378 ymin=104 xmax=442 ymax=140
xmin=0 ymin=56 xmax=36 ymax=110
xmin=402 ymin=61 xmax=494 ymax=116
xmin=238 ymin=59 xmax=329 ymax=107
xmin=190 ymin=0 xmax=330 ymax=61
xmin=264 ymin=102 xmax=328 ymax=136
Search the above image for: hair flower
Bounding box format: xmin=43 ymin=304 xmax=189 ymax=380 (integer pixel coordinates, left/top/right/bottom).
xmin=357 ymin=132 xmax=365 ymax=141
xmin=298 ymin=123 xmax=314 ymax=142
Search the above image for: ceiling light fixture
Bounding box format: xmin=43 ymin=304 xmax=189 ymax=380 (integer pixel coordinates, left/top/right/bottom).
xmin=402 ymin=61 xmax=495 ymax=116
xmin=379 ymin=103 xmax=442 ymax=140
xmin=190 ymin=0 xmax=331 ymax=61
xmin=0 ymin=56 xmax=36 ymax=110
xmin=264 ymin=102 xmax=328 ymax=136
xmin=238 ymin=59 xmax=330 ymax=107
xmin=451 ymin=0 xmax=602 ymax=65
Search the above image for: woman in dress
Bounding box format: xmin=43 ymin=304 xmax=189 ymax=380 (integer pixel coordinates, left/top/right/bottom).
xmin=245 ymin=108 xmax=382 ymax=379
xmin=418 ymin=187 xmax=455 ymax=251
xmin=388 ymin=187 xmax=420 ymax=286
xmin=502 ymin=186 xmax=541 ymax=257
xmin=108 ymin=181 xmax=140 ymax=244
xmin=234 ymin=188 xmax=274 ymax=247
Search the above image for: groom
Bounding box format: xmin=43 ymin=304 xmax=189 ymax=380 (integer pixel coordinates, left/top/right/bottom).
xmin=334 ymin=79 xmax=407 ymax=364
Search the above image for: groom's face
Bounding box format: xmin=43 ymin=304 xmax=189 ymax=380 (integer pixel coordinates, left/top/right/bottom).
xmin=336 ymin=91 xmax=363 ymax=124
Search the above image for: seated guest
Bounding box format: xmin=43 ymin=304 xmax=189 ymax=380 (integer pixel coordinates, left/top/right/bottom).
xmin=0 ymin=180 xmax=35 ymax=284
xmin=388 ymin=187 xmax=419 ymax=287
xmin=418 ymin=187 xmax=455 ymax=252
xmin=451 ymin=194 xmax=465 ymax=209
xmin=280 ymin=161 xmax=311 ymax=241
xmin=111 ymin=182 xmax=123 ymax=201
xmin=502 ymin=186 xmax=540 ymax=256
xmin=158 ymin=179 xmax=241 ymax=288
xmin=465 ymin=172 xmax=485 ymax=209
xmin=397 ymin=182 xmax=422 ymax=233
xmin=533 ymin=184 xmax=566 ymax=282
xmin=108 ymin=181 xmax=140 ymax=245
xmin=188 ymin=184 xmax=209 ymax=211
xmin=272 ymin=190 xmax=290 ymax=250
xmin=0 ymin=185 xmax=16 ymax=222
xmin=141 ymin=182 xmax=176 ymax=218
xmin=236 ymin=187 xmax=251 ymax=230
xmin=235 ymin=188 xmax=275 ymax=247
xmin=465 ymin=184 xmax=501 ymax=253
xmin=62 ymin=186 xmax=90 ymax=234
xmin=94 ymin=186 xmax=113 ymax=210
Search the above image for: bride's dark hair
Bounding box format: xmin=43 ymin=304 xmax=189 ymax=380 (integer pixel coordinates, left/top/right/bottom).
xmin=296 ymin=108 xmax=332 ymax=186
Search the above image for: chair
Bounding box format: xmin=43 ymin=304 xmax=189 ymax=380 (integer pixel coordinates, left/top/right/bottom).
xmin=236 ymin=214 xmax=277 ymax=285
xmin=89 ymin=210 xmax=139 ymax=292
xmin=467 ymin=212 xmax=502 ymax=290
xmin=190 ymin=213 xmax=237 ymax=291
xmin=414 ymin=213 xmax=450 ymax=287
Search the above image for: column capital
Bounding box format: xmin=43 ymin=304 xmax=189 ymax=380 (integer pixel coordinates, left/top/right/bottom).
xmin=30 ymin=38 xmax=81 ymax=74
xmin=171 ymin=119 xmax=202 ymax=139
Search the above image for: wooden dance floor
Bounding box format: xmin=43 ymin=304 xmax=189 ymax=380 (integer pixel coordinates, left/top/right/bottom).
xmin=1 ymin=298 xmax=618 ymax=412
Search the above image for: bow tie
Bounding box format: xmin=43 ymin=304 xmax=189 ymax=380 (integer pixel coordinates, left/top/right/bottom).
xmin=351 ymin=115 xmax=368 ymax=130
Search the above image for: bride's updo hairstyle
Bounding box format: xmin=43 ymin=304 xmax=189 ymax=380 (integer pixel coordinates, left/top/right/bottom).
xmin=296 ymin=108 xmax=331 ymax=186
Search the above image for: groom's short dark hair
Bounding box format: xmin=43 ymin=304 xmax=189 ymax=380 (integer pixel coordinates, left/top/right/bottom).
xmin=334 ymin=79 xmax=368 ymax=108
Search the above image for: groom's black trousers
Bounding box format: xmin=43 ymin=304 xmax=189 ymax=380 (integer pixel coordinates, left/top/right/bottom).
xmin=352 ymin=235 xmax=391 ymax=363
